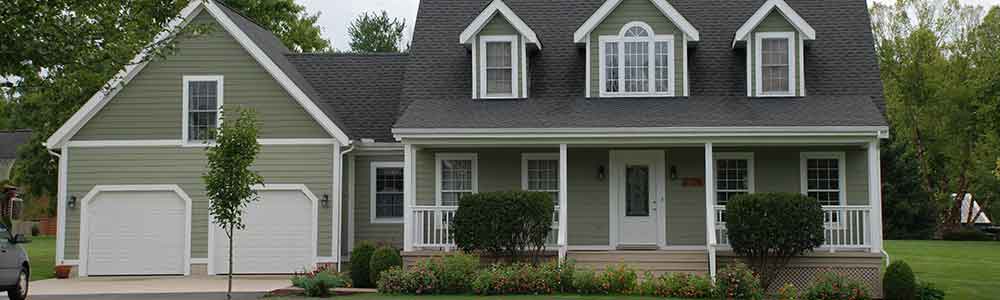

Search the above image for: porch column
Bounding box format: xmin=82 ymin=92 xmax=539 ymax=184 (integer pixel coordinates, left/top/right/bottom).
xmin=704 ymin=143 xmax=717 ymax=280
xmin=558 ymin=144 xmax=568 ymax=260
xmin=403 ymin=144 xmax=417 ymax=252
xmin=867 ymin=139 xmax=883 ymax=254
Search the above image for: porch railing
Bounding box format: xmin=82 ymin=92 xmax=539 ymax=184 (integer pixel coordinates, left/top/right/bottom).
xmin=714 ymin=205 xmax=872 ymax=249
xmin=410 ymin=205 xmax=560 ymax=249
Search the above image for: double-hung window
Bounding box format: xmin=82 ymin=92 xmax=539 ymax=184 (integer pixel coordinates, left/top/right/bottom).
xmin=755 ymin=32 xmax=796 ymax=96
xmin=436 ymin=153 xmax=478 ymax=206
xmin=714 ymin=153 xmax=755 ymax=206
xmin=522 ymin=153 xmax=560 ymax=204
xmin=371 ymin=162 xmax=404 ymax=223
xmin=183 ymin=76 xmax=223 ymax=143
xmin=801 ymin=152 xmax=846 ymax=206
xmin=599 ymin=22 xmax=674 ymax=97
xmin=479 ymin=35 xmax=519 ymax=98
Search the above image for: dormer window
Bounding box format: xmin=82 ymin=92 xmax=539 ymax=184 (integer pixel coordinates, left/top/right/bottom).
xmin=459 ymin=0 xmax=541 ymax=99
xmin=756 ymin=32 xmax=795 ymax=96
xmin=734 ymin=0 xmax=815 ymax=97
xmin=599 ymin=22 xmax=674 ymax=97
xmin=480 ymin=35 xmax=518 ymax=98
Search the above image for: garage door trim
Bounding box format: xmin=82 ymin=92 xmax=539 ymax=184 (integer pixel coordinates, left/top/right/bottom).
xmin=78 ymin=184 xmax=193 ymax=277
xmin=206 ymin=184 xmax=319 ymax=275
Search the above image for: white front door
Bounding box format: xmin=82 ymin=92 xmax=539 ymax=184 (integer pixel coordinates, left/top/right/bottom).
xmin=611 ymin=150 xmax=665 ymax=246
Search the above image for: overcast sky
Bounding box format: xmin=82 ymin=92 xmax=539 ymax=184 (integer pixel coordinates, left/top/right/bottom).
xmin=294 ymin=0 xmax=1000 ymax=52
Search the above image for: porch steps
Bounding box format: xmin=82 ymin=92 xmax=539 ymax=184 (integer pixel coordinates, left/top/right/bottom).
xmin=567 ymin=250 xmax=709 ymax=276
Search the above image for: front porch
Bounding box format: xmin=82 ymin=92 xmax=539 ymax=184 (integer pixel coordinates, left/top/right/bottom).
xmin=396 ymin=134 xmax=884 ymax=279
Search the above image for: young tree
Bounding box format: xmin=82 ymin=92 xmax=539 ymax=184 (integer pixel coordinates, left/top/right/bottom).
xmin=204 ymin=108 xmax=264 ymax=300
xmin=347 ymin=10 xmax=406 ymax=53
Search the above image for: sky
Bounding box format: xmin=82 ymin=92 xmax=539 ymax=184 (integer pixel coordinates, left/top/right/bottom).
xmin=294 ymin=0 xmax=1000 ymax=52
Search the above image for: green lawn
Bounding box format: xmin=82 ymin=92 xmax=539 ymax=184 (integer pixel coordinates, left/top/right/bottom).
xmin=885 ymin=240 xmax=1000 ymax=300
xmin=266 ymin=295 xmax=690 ymax=300
xmin=24 ymin=235 xmax=55 ymax=281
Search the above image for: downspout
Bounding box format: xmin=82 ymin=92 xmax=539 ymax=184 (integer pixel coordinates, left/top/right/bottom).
xmin=335 ymin=143 xmax=355 ymax=272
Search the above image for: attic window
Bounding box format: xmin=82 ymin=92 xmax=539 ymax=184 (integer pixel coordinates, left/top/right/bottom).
xmin=182 ymin=75 xmax=224 ymax=143
xmin=599 ymin=22 xmax=674 ymax=97
xmin=755 ymin=32 xmax=796 ymax=96
xmin=479 ymin=35 xmax=519 ymax=98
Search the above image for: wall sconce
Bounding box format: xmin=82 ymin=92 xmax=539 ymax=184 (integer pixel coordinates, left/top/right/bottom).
xmin=321 ymin=194 xmax=330 ymax=208
xmin=68 ymin=196 xmax=77 ymax=209
xmin=597 ymin=165 xmax=606 ymax=181
xmin=670 ymin=165 xmax=679 ymax=181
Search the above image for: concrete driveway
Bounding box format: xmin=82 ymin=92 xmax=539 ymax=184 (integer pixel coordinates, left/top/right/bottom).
xmin=6 ymin=275 xmax=291 ymax=299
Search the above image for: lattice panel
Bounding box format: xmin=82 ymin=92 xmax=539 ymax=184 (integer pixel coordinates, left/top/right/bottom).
xmin=767 ymin=266 xmax=882 ymax=298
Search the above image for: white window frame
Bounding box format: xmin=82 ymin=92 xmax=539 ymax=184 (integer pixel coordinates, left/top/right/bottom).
xmin=479 ymin=35 xmax=519 ymax=99
xmin=713 ymin=152 xmax=755 ymax=205
xmin=598 ymin=21 xmax=674 ymax=97
xmin=181 ymin=75 xmax=224 ymax=146
xmin=370 ymin=161 xmax=404 ymax=224
xmin=435 ymin=153 xmax=479 ymax=207
xmin=800 ymin=152 xmax=847 ymax=206
xmin=521 ymin=153 xmax=560 ymax=195
xmin=754 ymin=31 xmax=796 ymax=97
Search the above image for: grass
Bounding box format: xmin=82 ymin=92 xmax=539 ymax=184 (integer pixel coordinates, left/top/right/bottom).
xmin=265 ymin=295 xmax=692 ymax=300
xmin=24 ymin=235 xmax=55 ymax=281
xmin=885 ymin=240 xmax=1000 ymax=300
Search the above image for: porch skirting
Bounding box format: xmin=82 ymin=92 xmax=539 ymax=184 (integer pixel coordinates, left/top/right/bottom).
xmin=717 ymin=250 xmax=884 ymax=298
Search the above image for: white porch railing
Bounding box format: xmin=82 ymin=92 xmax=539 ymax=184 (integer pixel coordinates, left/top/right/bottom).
xmin=714 ymin=205 xmax=873 ymax=249
xmin=410 ymin=205 xmax=560 ymax=249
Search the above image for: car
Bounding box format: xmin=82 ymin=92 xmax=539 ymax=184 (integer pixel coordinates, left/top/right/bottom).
xmin=0 ymin=223 xmax=29 ymax=300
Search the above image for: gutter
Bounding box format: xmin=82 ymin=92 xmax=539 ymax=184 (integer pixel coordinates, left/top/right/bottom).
xmin=335 ymin=142 xmax=355 ymax=272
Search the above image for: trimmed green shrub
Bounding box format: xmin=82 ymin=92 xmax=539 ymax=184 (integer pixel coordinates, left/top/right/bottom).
xmin=803 ymin=273 xmax=872 ymax=300
xmin=375 ymin=267 xmax=415 ymax=294
xmin=350 ymin=241 xmax=377 ymax=288
xmin=777 ymin=283 xmax=800 ymax=300
xmin=452 ymin=191 xmax=554 ymax=260
xmin=715 ymin=263 xmax=763 ymax=300
xmin=470 ymin=262 xmax=570 ymax=295
xmin=637 ymin=272 xmax=714 ymax=298
xmin=291 ymin=267 xmax=350 ymax=297
xmin=423 ymin=253 xmax=479 ymax=293
xmin=678 ymin=274 xmax=715 ymax=298
xmin=884 ymin=261 xmax=917 ymax=300
xmin=369 ymin=246 xmax=402 ymax=285
xmin=916 ymin=281 xmax=945 ymax=300
xmin=599 ymin=264 xmax=638 ymax=294
xmin=942 ymin=226 xmax=992 ymax=241
xmin=726 ymin=192 xmax=824 ymax=289
xmin=571 ymin=269 xmax=603 ymax=294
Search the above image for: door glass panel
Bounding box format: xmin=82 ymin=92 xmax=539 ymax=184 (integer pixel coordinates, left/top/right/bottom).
xmin=625 ymin=165 xmax=650 ymax=217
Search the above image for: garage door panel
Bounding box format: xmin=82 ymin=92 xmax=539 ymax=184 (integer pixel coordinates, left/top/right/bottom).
xmin=212 ymin=189 xmax=315 ymax=274
xmin=86 ymin=191 xmax=187 ymax=276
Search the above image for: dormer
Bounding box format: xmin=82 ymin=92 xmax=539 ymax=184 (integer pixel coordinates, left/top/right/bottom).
xmin=734 ymin=0 xmax=815 ymax=97
xmin=574 ymin=0 xmax=699 ymax=98
xmin=460 ymin=0 xmax=540 ymax=99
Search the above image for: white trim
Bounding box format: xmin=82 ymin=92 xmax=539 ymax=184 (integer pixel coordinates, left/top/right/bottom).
xmin=704 ymin=143 xmax=717 ymax=280
xmin=191 ymin=258 xmax=209 ymax=264
xmin=46 ymin=0 xmax=352 ymax=149
xmin=557 ymin=145 xmax=568 ymax=260
xmin=316 ymin=257 xmax=338 ymax=263
xmin=472 ymin=39 xmax=478 ymax=99
xmin=567 ymin=245 xmax=612 ymax=251
xmin=78 ymin=185 xmax=193 ymax=277
xmin=521 ymin=35 xmax=528 ymax=98
xmin=479 ymin=35 xmax=520 ymax=99
xmin=867 ymin=139 xmax=883 ymax=253
xmin=746 ymin=38 xmax=752 ymax=97
xmin=683 ymin=35 xmax=689 ymax=97
xmin=182 ymin=75 xmax=224 ymax=145
xmin=574 ymin=0 xmax=700 ymax=43
xmin=347 ymin=154 xmax=356 ymax=255
xmin=754 ymin=32 xmax=796 ymax=97
xmin=55 ymin=146 xmax=68 ymax=265
xmin=259 ymin=138 xmax=338 ymax=145
xmin=395 ymin=126 xmax=891 ymax=139
xmin=520 ymin=153 xmax=560 ymax=191
xmin=585 ymin=33 xmax=592 ymax=98
xmin=733 ymin=0 xmax=816 ymax=47
xmin=799 ymin=152 xmax=847 ymax=206
xmin=712 ymin=152 xmax=756 ymax=203
xmin=434 ymin=153 xmax=479 ymax=206
xmin=459 ymin=0 xmax=542 ymax=49
xmin=207 ymin=184 xmax=320 ymax=275
xmin=798 ymin=34 xmax=806 ymax=96
xmin=402 ymin=145 xmax=417 ymax=252
xmin=65 ymin=138 xmax=336 ymax=148
xmin=371 ymin=161 xmax=405 ymax=224
xmin=598 ymin=22 xmax=675 ymax=97
xmin=333 ymin=143 xmax=343 ymax=269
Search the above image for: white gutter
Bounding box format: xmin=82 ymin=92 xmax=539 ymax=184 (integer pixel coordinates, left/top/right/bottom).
xmin=393 ymin=126 xmax=890 ymax=140
xmin=334 ymin=143 xmax=355 ymax=272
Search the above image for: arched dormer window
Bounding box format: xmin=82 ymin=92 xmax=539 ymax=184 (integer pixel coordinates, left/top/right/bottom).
xmin=598 ymin=21 xmax=674 ymax=97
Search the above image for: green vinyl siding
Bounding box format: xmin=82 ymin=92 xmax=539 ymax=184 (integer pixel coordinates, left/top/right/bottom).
xmin=74 ymin=11 xmax=328 ymax=141
xmin=64 ymin=144 xmax=335 ymax=260
xmin=748 ymin=10 xmax=802 ymax=97
xmin=665 ymin=148 xmax=706 ymax=245
xmin=589 ymin=0 xmax=685 ymax=97
xmin=474 ymin=15 xmax=524 ymax=98
xmin=352 ymin=155 xmax=405 ymax=249
xmin=720 ymin=147 xmax=870 ymax=205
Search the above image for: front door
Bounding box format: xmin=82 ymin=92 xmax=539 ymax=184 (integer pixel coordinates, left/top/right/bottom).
xmin=611 ymin=150 xmax=665 ymax=246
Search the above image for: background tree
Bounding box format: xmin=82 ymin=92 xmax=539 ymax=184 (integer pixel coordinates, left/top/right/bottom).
xmin=221 ymin=0 xmax=330 ymax=52
xmin=347 ymin=10 xmax=406 ymax=53
xmin=204 ymin=108 xmax=264 ymax=300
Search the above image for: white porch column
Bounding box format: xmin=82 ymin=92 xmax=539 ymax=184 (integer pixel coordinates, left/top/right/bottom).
xmin=868 ymin=139 xmax=884 ymax=254
xmin=403 ymin=144 xmax=417 ymax=252
xmin=704 ymin=143 xmax=717 ymax=280
xmin=558 ymin=144 xmax=569 ymax=260
xmin=333 ymin=142 xmax=343 ymax=270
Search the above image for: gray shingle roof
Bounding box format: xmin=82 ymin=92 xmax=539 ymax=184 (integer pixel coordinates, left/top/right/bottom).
xmin=394 ymin=0 xmax=888 ymax=129
xmin=0 ymin=130 xmax=31 ymax=160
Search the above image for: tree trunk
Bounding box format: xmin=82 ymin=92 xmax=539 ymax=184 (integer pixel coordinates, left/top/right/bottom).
xmin=227 ymin=225 xmax=234 ymax=300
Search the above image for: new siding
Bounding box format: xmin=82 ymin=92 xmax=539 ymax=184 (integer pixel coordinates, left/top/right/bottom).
xmin=748 ymin=10 xmax=803 ymax=97
xmin=64 ymin=144 xmax=335 ymax=261
xmin=352 ymin=155 xmax=405 ymax=248
xmin=74 ymin=11 xmax=328 ymax=141
xmin=589 ymin=0 xmax=685 ymax=97
xmin=473 ymin=15 xmax=524 ymax=98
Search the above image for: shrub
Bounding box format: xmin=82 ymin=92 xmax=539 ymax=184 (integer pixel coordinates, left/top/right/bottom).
xmin=471 ymin=262 xmax=569 ymax=295
xmin=452 ymin=191 xmax=554 ymax=261
xmin=678 ymin=273 xmax=715 ymax=298
xmin=571 ymin=269 xmax=603 ymax=294
xmin=599 ymin=264 xmax=638 ymax=294
xmin=423 ymin=253 xmax=479 ymax=293
xmin=884 ymin=261 xmax=917 ymax=300
xmin=941 ymin=226 xmax=992 ymax=241
xmin=726 ymin=192 xmax=824 ymax=289
xmin=916 ymin=281 xmax=945 ymax=300
xmin=350 ymin=241 xmax=377 ymax=288
xmin=715 ymin=263 xmax=763 ymax=300
xmin=369 ymin=246 xmax=402 ymax=285
xmin=376 ymin=267 xmax=416 ymax=294
xmin=803 ymin=273 xmax=872 ymax=300
xmin=777 ymin=283 xmax=800 ymax=300
xmin=291 ymin=266 xmax=350 ymax=297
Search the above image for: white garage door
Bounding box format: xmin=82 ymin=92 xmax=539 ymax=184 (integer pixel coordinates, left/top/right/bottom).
xmin=85 ymin=191 xmax=187 ymax=276
xmin=212 ymin=189 xmax=315 ymax=274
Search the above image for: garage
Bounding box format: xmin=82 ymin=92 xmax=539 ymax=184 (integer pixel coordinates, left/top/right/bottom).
xmin=210 ymin=185 xmax=317 ymax=274
xmin=80 ymin=186 xmax=191 ymax=276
